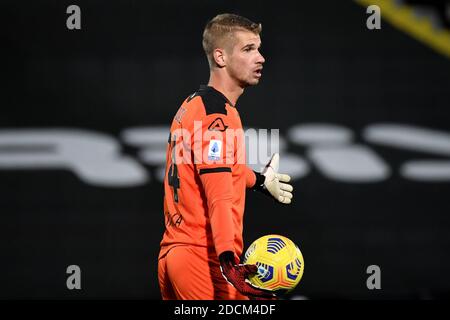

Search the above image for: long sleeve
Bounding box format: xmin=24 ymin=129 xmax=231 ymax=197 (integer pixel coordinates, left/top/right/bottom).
xmin=244 ymin=165 xmax=256 ymax=188
xmin=244 ymin=165 xmax=266 ymax=191
xmin=199 ymin=169 xmax=234 ymax=256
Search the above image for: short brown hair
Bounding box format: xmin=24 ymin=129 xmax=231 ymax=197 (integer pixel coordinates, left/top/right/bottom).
xmin=202 ymin=13 xmax=262 ymax=67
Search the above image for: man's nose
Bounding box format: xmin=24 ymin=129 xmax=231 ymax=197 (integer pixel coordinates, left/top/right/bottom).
xmin=258 ymin=51 xmax=265 ymax=64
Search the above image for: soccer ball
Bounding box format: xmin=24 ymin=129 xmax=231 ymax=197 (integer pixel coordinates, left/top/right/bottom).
xmin=243 ymin=234 xmax=304 ymax=294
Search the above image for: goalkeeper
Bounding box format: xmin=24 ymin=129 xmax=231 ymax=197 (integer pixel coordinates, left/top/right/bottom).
xmin=158 ymin=13 xmax=293 ymax=300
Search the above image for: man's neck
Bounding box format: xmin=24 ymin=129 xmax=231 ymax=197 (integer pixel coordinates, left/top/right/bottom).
xmin=207 ymin=71 xmax=244 ymax=107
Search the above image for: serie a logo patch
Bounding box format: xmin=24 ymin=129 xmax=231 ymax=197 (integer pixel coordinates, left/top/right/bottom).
xmin=208 ymin=140 xmax=222 ymax=161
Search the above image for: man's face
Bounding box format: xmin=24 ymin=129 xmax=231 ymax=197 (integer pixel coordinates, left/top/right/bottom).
xmin=225 ymin=30 xmax=265 ymax=87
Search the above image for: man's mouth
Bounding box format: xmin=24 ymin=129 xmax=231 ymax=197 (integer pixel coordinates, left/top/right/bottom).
xmin=254 ymin=67 xmax=263 ymax=78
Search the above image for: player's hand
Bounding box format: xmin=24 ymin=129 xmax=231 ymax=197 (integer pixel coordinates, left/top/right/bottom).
xmin=261 ymin=153 xmax=293 ymax=204
xmin=219 ymin=251 xmax=276 ymax=299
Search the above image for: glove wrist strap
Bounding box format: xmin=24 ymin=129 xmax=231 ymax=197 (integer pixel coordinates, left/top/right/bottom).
xmin=252 ymin=171 xmax=266 ymax=192
xmin=219 ymin=251 xmax=236 ymax=269
xmin=253 ymin=171 xmax=274 ymax=200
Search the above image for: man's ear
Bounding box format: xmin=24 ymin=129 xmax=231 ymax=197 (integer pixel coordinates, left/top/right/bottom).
xmin=213 ymin=48 xmax=226 ymax=68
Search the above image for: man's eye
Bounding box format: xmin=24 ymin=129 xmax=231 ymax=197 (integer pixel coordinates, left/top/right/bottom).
xmin=244 ymin=47 xmax=252 ymax=52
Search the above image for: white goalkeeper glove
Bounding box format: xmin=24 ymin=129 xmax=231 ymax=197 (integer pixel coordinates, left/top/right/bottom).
xmin=254 ymin=153 xmax=293 ymax=204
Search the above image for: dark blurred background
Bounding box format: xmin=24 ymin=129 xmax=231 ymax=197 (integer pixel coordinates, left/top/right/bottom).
xmin=1 ymin=0 xmax=450 ymax=299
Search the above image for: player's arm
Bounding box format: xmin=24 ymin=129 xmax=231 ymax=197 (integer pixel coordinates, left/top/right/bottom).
xmin=195 ymin=113 xmax=274 ymax=298
xmin=200 ymin=169 xmax=275 ymax=298
xmin=246 ymin=154 xmax=294 ymax=204
xmin=194 ymin=110 xmax=236 ymax=255
xmin=199 ymin=166 xmax=234 ymax=255
xmin=244 ymin=166 xmax=257 ymax=188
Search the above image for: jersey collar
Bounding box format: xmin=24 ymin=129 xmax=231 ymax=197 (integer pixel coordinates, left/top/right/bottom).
xmin=199 ymin=85 xmax=235 ymax=108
